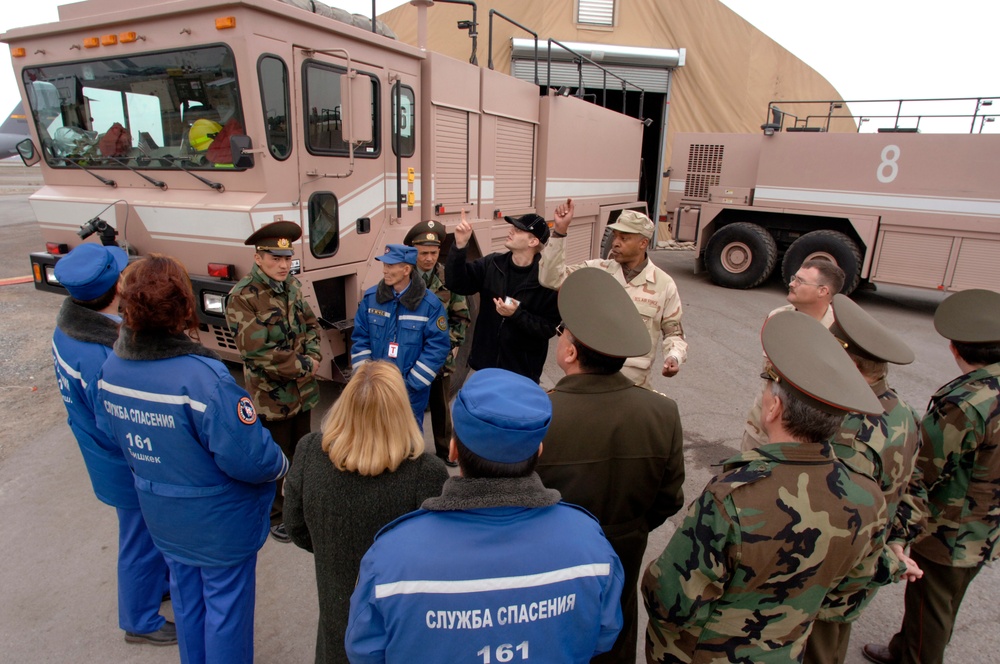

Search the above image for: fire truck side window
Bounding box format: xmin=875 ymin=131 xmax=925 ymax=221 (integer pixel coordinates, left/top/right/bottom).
xmin=309 ymin=192 xmax=340 ymax=258
xmin=258 ymin=55 xmax=291 ymax=160
xmin=21 ymin=45 xmax=245 ymax=170
xmin=392 ymin=84 xmax=415 ymax=158
xmin=303 ymin=62 xmax=379 ymax=157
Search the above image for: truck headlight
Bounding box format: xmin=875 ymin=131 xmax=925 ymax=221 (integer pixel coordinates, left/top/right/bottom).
xmin=202 ymin=291 xmax=226 ymax=315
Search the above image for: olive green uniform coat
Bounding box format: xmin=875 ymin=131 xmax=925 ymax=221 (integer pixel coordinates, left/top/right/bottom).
xmin=538 ymin=372 xmax=684 ymax=663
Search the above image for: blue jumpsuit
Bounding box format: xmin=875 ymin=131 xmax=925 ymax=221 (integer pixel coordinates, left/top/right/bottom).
xmin=52 ymin=300 xmax=169 ymax=635
xmin=351 ymin=280 xmax=450 ymax=427
xmin=96 ymin=334 xmax=287 ymax=664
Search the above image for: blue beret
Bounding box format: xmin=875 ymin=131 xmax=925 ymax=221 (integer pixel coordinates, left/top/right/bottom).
xmin=376 ymin=243 xmax=417 ymax=265
xmin=54 ymin=243 xmax=128 ymax=301
xmin=452 ymin=369 xmax=551 ymax=463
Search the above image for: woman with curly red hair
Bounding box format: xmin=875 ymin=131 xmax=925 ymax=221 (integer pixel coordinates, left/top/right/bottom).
xmin=96 ymin=254 xmax=287 ymax=664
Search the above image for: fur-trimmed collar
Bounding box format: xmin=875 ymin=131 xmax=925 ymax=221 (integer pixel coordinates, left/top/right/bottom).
xmin=375 ymin=274 xmax=427 ymax=310
xmin=114 ymin=326 xmax=221 ymax=362
xmin=56 ymin=298 xmax=119 ymax=348
xmin=421 ymin=473 xmax=561 ymax=511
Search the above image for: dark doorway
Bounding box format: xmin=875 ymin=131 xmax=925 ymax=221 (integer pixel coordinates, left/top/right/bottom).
xmin=556 ymin=87 xmax=665 ymax=216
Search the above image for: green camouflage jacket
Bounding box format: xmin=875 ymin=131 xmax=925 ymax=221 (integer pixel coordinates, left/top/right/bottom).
xmin=420 ymin=263 xmax=469 ymax=376
xmin=225 ymin=264 xmax=321 ymax=420
xmin=833 ymin=378 xmax=921 ymax=520
xmin=808 ymin=379 xmax=918 ymax=624
xmin=890 ymin=361 xmax=1000 ymax=567
xmin=642 ymin=442 xmax=886 ymax=663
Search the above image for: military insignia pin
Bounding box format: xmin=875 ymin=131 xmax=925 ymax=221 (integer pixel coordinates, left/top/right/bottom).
xmin=277 ymin=238 xmax=290 ymax=249
xmin=437 ymin=316 xmax=447 ymax=331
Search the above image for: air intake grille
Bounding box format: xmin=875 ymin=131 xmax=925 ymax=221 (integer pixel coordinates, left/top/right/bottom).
xmin=211 ymin=324 xmax=238 ymax=351
xmin=684 ymin=144 xmax=725 ymax=199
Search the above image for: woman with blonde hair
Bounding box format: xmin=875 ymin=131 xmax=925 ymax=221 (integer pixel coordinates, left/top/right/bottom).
xmin=284 ymin=360 xmax=449 ymax=664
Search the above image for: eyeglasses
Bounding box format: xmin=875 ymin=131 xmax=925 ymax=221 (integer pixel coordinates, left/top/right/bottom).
xmin=555 ymin=322 xmax=566 ymax=336
xmin=789 ymin=274 xmax=822 ymax=287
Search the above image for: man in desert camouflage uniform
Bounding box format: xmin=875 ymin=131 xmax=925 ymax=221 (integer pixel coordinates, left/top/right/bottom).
xmin=404 ymin=220 xmax=469 ymax=466
xmin=742 ymin=259 xmax=844 ymax=450
xmin=643 ymin=310 xmax=887 ymax=664
xmin=804 ymin=293 xmax=920 ymax=664
xmin=226 ymin=220 xmax=321 ymax=543
xmin=864 ymin=289 xmax=1000 ymax=664
xmin=539 ymin=199 xmax=687 ymax=389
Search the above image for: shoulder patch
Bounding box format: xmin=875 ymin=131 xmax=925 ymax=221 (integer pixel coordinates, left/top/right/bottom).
xmin=237 ymin=396 xmax=258 ymax=425
xmin=437 ymin=316 xmax=447 ymax=331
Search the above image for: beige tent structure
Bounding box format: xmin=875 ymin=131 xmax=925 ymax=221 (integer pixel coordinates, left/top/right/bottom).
xmin=379 ymin=0 xmax=845 ymax=220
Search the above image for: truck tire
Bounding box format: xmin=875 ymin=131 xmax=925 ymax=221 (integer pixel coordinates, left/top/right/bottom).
xmin=704 ymin=222 xmax=778 ymax=289
xmin=781 ymin=230 xmax=862 ymax=294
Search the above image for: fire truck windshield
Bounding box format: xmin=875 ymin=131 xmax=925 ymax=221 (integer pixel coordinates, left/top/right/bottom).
xmin=22 ymin=44 xmax=246 ymax=170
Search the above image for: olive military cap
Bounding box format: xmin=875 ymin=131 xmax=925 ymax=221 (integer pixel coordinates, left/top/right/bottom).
xmin=830 ymin=293 xmax=915 ymax=364
xmin=404 ymin=220 xmax=445 ymax=247
xmin=558 ymin=268 xmax=651 ymax=358
xmin=244 ymin=221 xmax=301 ymax=257
xmin=933 ymin=288 xmax=1000 ymax=343
xmin=762 ymin=310 xmax=883 ymax=415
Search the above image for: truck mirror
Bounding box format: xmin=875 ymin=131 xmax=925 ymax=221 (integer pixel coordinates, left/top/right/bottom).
xmin=230 ymin=135 xmax=254 ymax=168
xmin=341 ymin=71 xmax=373 ymax=145
xmin=17 ymin=138 xmax=40 ymax=167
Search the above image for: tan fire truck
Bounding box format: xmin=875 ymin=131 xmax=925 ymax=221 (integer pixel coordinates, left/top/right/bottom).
xmin=666 ymin=97 xmax=1000 ymax=294
xmin=3 ymin=0 xmax=645 ymax=380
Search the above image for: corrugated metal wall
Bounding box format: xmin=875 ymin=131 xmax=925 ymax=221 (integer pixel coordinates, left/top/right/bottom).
xmin=433 ymin=107 xmax=470 ymax=205
xmin=494 ymin=117 xmax=535 ymax=208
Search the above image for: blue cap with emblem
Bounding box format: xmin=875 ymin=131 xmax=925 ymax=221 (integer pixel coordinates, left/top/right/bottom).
xmin=55 ymin=243 xmax=129 ymax=301
xmin=451 ymin=368 xmax=552 ymax=463
xmin=376 ymin=244 xmax=417 ymax=265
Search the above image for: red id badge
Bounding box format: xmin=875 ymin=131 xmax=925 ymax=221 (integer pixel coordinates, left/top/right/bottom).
xmin=388 ymin=342 xmax=399 ymax=358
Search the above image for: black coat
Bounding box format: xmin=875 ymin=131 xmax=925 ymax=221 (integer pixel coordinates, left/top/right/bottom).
xmin=283 ymin=434 xmax=449 ymax=664
xmin=537 ymin=372 xmax=685 ymax=663
xmin=444 ymin=245 xmax=559 ymax=383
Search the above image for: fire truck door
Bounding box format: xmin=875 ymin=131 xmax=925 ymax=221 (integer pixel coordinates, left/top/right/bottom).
xmin=294 ymin=47 xmax=385 ymax=271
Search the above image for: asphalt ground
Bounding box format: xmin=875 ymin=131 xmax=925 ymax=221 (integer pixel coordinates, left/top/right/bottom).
xmin=0 ymin=163 xmax=996 ymax=662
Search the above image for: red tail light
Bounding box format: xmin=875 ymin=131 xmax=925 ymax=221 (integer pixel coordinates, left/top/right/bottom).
xmin=208 ymin=263 xmax=235 ymax=280
xmin=46 ymin=242 xmax=70 ymax=255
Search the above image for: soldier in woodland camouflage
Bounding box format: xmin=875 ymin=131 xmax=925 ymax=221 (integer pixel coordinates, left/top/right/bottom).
xmin=864 ymin=289 xmax=1000 ymax=664
xmin=226 ymin=221 xmax=321 ymax=543
xmin=804 ymin=294 xmax=920 ymax=664
xmin=643 ymin=311 xmax=887 ymax=664
xmin=404 ymin=220 xmax=470 ymax=465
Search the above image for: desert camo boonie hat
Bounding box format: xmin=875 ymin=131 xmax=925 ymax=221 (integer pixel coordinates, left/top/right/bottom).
xmin=607 ymin=209 xmax=654 ymax=240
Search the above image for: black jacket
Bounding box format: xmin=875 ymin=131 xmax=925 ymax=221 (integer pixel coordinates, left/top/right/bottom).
xmin=445 ymin=244 xmax=559 ymax=383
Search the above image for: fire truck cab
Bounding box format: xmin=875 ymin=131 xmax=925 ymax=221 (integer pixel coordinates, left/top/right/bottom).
xmin=4 ymin=0 xmax=644 ymax=380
